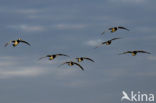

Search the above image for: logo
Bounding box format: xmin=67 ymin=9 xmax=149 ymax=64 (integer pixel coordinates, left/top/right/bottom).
xmin=121 ymin=91 xmax=155 ymax=102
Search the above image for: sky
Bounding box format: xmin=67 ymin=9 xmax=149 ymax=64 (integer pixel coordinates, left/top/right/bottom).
xmin=0 ymin=0 xmax=156 ymax=103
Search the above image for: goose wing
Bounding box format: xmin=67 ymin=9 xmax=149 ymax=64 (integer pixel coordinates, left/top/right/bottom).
xmin=118 ymin=26 xmax=129 ymax=31
xmin=101 ymin=29 xmax=111 ymax=35
xmin=19 ymin=40 xmax=31 ymax=46
xmin=95 ymin=41 xmax=107 ymax=49
xmin=119 ymin=51 xmax=132 ymax=55
xmin=110 ymin=38 xmax=120 ymax=41
xmin=58 ymin=62 xmax=69 ymax=68
xmin=83 ymin=57 xmax=95 ymax=62
xmin=137 ymin=50 xmax=151 ymax=54
xmin=56 ymin=54 xmax=70 ymax=57
xmin=101 ymin=30 xmax=108 ymax=35
xmin=101 ymin=31 xmax=105 ymax=35
xmin=4 ymin=40 xmax=13 ymax=47
xmin=108 ymin=27 xmax=114 ymax=30
xmin=39 ymin=55 xmax=51 ymax=60
xmin=73 ymin=62 xmax=84 ymax=71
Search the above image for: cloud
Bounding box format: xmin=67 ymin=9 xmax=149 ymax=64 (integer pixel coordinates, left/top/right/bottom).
xmin=7 ymin=24 xmax=45 ymax=32
xmin=0 ymin=7 xmax=43 ymax=15
xmin=0 ymin=55 xmax=83 ymax=79
xmin=0 ymin=64 xmax=81 ymax=79
xmin=0 ymin=56 xmax=20 ymax=67
xmin=16 ymin=9 xmax=42 ymax=14
xmin=7 ymin=23 xmax=87 ymax=32
xmin=55 ymin=69 xmax=78 ymax=77
xmin=0 ymin=67 xmax=46 ymax=79
xmin=52 ymin=24 xmax=87 ymax=30
xmin=85 ymin=39 xmax=102 ymax=47
xmin=0 ymin=61 xmax=17 ymax=67
xmin=0 ymin=56 xmax=81 ymax=79
xmin=0 ymin=56 xmax=47 ymax=79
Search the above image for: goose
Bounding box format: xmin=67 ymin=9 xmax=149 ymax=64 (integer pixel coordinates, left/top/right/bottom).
xmin=75 ymin=57 xmax=95 ymax=62
xmin=119 ymin=50 xmax=151 ymax=56
xmin=39 ymin=54 xmax=69 ymax=60
xmin=95 ymin=38 xmax=120 ymax=48
xmin=101 ymin=26 xmax=129 ymax=34
xmin=59 ymin=61 xmax=84 ymax=71
xmin=4 ymin=38 xmax=31 ymax=47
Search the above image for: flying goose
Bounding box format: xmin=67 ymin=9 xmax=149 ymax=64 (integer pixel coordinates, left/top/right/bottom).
xmin=39 ymin=54 xmax=69 ymax=60
xmin=75 ymin=57 xmax=95 ymax=63
xmin=119 ymin=50 xmax=151 ymax=56
xmin=59 ymin=61 xmax=84 ymax=71
xmin=95 ymin=38 xmax=120 ymax=48
xmin=4 ymin=38 xmax=31 ymax=47
xmin=101 ymin=26 xmax=129 ymax=34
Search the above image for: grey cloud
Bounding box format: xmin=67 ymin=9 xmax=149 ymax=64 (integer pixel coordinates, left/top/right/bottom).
xmin=0 ymin=0 xmax=156 ymax=103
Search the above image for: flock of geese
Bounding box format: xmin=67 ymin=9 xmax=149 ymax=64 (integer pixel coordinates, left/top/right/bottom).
xmin=96 ymin=26 xmax=151 ymax=56
xmin=4 ymin=26 xmax=151 ymax=71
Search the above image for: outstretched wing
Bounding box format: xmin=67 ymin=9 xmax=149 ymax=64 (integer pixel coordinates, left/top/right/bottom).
xmin=39 ymin=55 xmax=51 ymax=60
xmin=73 ymin=62 xmax=84 ymax=71
xmin=58 ymin=62 xmax=68 ymax=68
xmin=39 ymin=56 xmax=47 ymax=60
xmin=101 ymin=29 xmax=108 ymax=35
xmin=137 ymin=50 xmax=151 ymax=54
xmin=118 ymin=26 xmax=129 ymax=31
xmin=119 ymin=51 xmax=132 ymax=55
xmin=4 ymin=40 xmax=13 ymax=47
xmin=108 ymin=27 xmax=113 ymax=30
xmin=56 ymin=54 xmax=70 ymax=57
xmin=101 ymin=29 xmax=110 ymax=35
xmin=101 ymin=31 xmax=105 ymax=35
xmin=110 ymin=38 xmax=120 ymax=41
xmin=95 ymin=41 xmax=107 ymax=49
xmin=83 ymin=57 xmax=95 ymax=62
xmin=19 ymin=40 xmax=31 ymax=46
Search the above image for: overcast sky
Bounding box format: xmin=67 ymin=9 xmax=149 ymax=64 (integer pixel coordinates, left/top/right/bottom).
xmin=0 ymin=0 xmax=156 ymax=103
